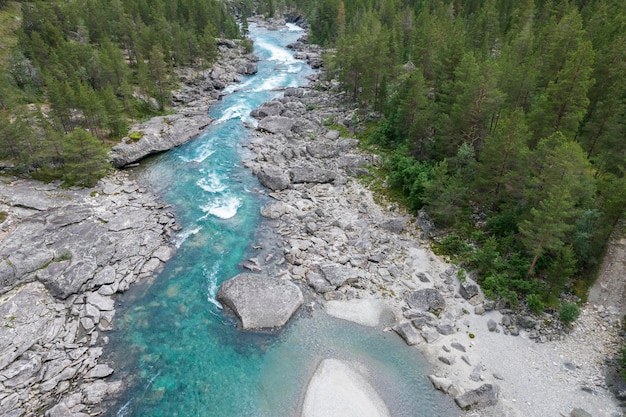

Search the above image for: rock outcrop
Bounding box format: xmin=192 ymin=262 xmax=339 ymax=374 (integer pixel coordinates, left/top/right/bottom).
xmin=217 ymin=273 xmax=303 ymax=330
xmin=0 ymin=174 xmax=176 ymax=416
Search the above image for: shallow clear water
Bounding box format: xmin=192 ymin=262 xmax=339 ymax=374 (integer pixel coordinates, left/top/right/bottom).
xmin=104 ymin=24 xmax=457 ymax=417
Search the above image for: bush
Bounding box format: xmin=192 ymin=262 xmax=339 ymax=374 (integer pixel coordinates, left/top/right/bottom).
xmin=559 ymin=303 xmax=580 ymax=325
xmin=526 ymin=294 xmax=544 ymax=314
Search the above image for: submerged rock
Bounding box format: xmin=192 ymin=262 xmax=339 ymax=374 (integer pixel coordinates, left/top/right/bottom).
xmin=301 ymin=359 xmax=390 ymax=417
xmin=217 ymin=273 xmax=303 ymax=330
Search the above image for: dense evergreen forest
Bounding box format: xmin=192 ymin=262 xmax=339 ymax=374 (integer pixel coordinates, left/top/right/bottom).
xmin=286 ymin=0 xmax=626 ymax=309
xmin=0 ymin=0 xmax=624 ymax=310
xmin=0 ymin=0 xmax=239 ymax=186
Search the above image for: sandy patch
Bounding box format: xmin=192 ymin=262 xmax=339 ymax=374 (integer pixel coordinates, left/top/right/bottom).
xmin=301 ymin=358 xmax=390 ymax=417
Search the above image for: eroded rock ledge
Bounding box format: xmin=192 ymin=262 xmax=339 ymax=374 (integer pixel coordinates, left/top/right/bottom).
xmin=0 ymin=173 xmax=176 ymax=416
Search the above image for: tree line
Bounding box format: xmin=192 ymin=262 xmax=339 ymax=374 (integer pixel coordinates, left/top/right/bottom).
xmin=0 ymin=0 xmax=239 ymax=186
xmin=294 ymin=0 xmax=626 ymax=309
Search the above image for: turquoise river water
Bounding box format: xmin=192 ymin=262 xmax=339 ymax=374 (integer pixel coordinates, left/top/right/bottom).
xmin=104 ymin=24 xmax=458 ymax=417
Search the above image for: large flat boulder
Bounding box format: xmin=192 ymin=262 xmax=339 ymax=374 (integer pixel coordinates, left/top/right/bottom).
xmin=301 ymin=359 xmax=390 ymax=417
xmin=217 ymin=274 xmax=303 ymax=330
xmin=110 ymin=113 xmax=211 ymax=168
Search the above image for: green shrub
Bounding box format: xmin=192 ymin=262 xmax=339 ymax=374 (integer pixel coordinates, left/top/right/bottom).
xmin=128 ymin=131 xmax=144 ymax=142
xmin=526 ymin=294 xmax=545 ymax=314
xmin=437 ymin=234 xmax=473 ymax=258
xmin=559 ymin=303 xmax=580 ymax=325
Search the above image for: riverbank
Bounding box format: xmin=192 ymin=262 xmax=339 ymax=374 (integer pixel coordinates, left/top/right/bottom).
xmin=236 ymin=24 xmax=624 ymax=416
xmin=0 ymin=37 xmax=261 ymax=416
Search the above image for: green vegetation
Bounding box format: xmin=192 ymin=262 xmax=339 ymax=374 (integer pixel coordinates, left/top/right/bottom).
xmin=292 ymin=0 xmax=625 ymax=314
xmin=558 ymin=303 xmax=581 ymax=325
xmin=0 ymin=211 xmax=7 ymax=223
xmin=0 ymin=0 xmax=240 ymax=186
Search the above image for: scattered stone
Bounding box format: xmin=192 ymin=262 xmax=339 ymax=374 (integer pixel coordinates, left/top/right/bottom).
xmin=436 ymin=323 xmax=456 ymax=335
xmin=474 ymin=305 xmax=485 ymax=315
xmin=438 ymin=355 xmax=456 ymax=366
xmin=451 ymin=342 xmax=466 ymax=352
xmin=422 ymin=328 xmax=440 ymax=344
xmin=455 ymin=384 xmax=499 ymax=409
xmin=487 ymin=319 xmax=498 ymax=332
xmin=393 ymin=321 xmax=422 ymax=346
xmin=459 ymin=279 xmax=479 ymax=300
xmin=428 ymin=375 xmax=453 ymax=393
xmin=407 ymin=288 xmax=446 ymax=314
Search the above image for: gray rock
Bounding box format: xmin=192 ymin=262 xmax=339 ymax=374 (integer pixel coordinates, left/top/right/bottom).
xmin=260 ymin=201 xmax=291 ymax=219
xmin=455 ymin=384 xmax=499 ymax=409
xmin=483 ymin=300 xmax=496 ymax=311
xmin=487 ymin=319 xmax=498 ymax=332
xmin=416 ymin=272 xmax=431 ymax=283
xmin=306 ymin=142 xmax=338 ymax=159
xmin=306 ymin=271 xmax=334 ymax=293
xmin=407 ymin=288 xmax=446 ymax=313
xmin=469 ymin=365 xmax=483 ymax=382
xmin=501 ymin=315 xmax=511 ymax=327
xmin=421 ymin=328 xmax=440 ymax=344
xmin=451 ymin=342 xmax=466 ymax=352
xmin=438 ymin=355 xmax=456 ymax=365
xmin=393 ymin=321 xmax=422 ymax=346
xmin=251 ymin=101 xmax=284 ymax=118
xmin=570 ymin=408 xmax=593 ymax=417
xmin=217 ymin=274 xmax=303 ymax=330
xmin=428 ymin=375 xmax=453 ymax=393
xmin=509 ymin=326 xmax=520 ymax=336
xmin=257 ymin=116 xmax=294 ymax=134
xmin=290 ymin=165 xmax=336 ymax=184
xmin=258 ymin=167 xmax=291 ymax=191
xmin=519 ymin=315 xmax=538 ymax=329
xmin=110 ymin=114 xmax=211 ymax=167
xmin=325 ymin=130 xmax=340 ymax=140
xmin=380 ymin=218 xmax=408 ymax=234
xmin=459 ymin=279 xmax=479 ymax=300
xmin=319 ymin=263 xmax=359 ymax=287
xmin=474 ymin=305 xmax=485 ymax=315
xmin=436 ymin=323 xmax=456 ymax=335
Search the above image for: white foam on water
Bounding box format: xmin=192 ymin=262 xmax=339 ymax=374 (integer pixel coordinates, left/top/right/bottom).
xmin=200 ymin=195 xmax=242 ymax=219
xmin=214 ymin=101 xmax=251 ymax=124
xmin=284 ymin=23 xmax=304 ymax=32
xmin=251 ymin=73 xmax=287 ymax=92
xmin=256 ymin=38 xmax=297 ymax=63
xmin=197 ymin=173 xmax=227 ymax=193
xmin=173 ymin=226 xmax=201 ymax=248
xmin=204 ymin=262 xmax=223 ymax=309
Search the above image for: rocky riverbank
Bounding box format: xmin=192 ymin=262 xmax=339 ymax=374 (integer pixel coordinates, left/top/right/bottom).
xmin=231 ymin=30 xmax=624 ymax=415
xmin=0 ymin=173 xmax=176 ymax=416
xmin=0 ymin=35 xmax=262 ymax=417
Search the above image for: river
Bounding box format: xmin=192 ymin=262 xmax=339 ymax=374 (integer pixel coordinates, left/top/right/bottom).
xmin=104 ymin=23 xmax=457 ymax=417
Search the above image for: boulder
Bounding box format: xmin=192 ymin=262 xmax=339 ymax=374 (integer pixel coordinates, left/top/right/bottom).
xmin=487 ymin=319 xmax=498 ymax=332
xmin=407 ymin=288 xmax=446 ymax=314
xmin=459 ymin=279 xmax=480 ymax=300
xmin=257 ymin=167 xmax=291 ymax=191
xmin=455 ymin=384 xmax=499 ymax=409
xmin=217 ymin=274 xmax=303 ymax=330
xmin=257 ymin=116 xmax=294 ymax=134
xmin=290 ymin=165 xmax=336 ymax=184
xmin=110 ymin=114 xmax=211 ymax=168
xmin=260 ymin=201 xmax=291 ymax=219
xmin=319 ymin=263 xmax=359 ymax=288
xmin=393 ymin=321 xmax=422 ymax=346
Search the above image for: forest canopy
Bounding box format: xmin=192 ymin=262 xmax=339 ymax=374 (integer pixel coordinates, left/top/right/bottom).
xmin=0 ymin=0 xmax=239 ymax=186
xmin=288 ymin=0 xmax=626 ymax=306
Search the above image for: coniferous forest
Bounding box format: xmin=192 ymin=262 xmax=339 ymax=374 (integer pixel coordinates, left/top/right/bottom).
xmin=0 ymin=0 xmax=625 ymax=308
xmin=0 ymin=0 xmax=238 ymax=186
xmin=289 ymin=0 xmax=626 ymax=309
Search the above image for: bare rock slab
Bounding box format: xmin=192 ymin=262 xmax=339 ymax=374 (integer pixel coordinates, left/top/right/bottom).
xmin=301 ymin=359 xmax=390 ymax=417
xmin=217 ymin=274 xmax=303 ymax=330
